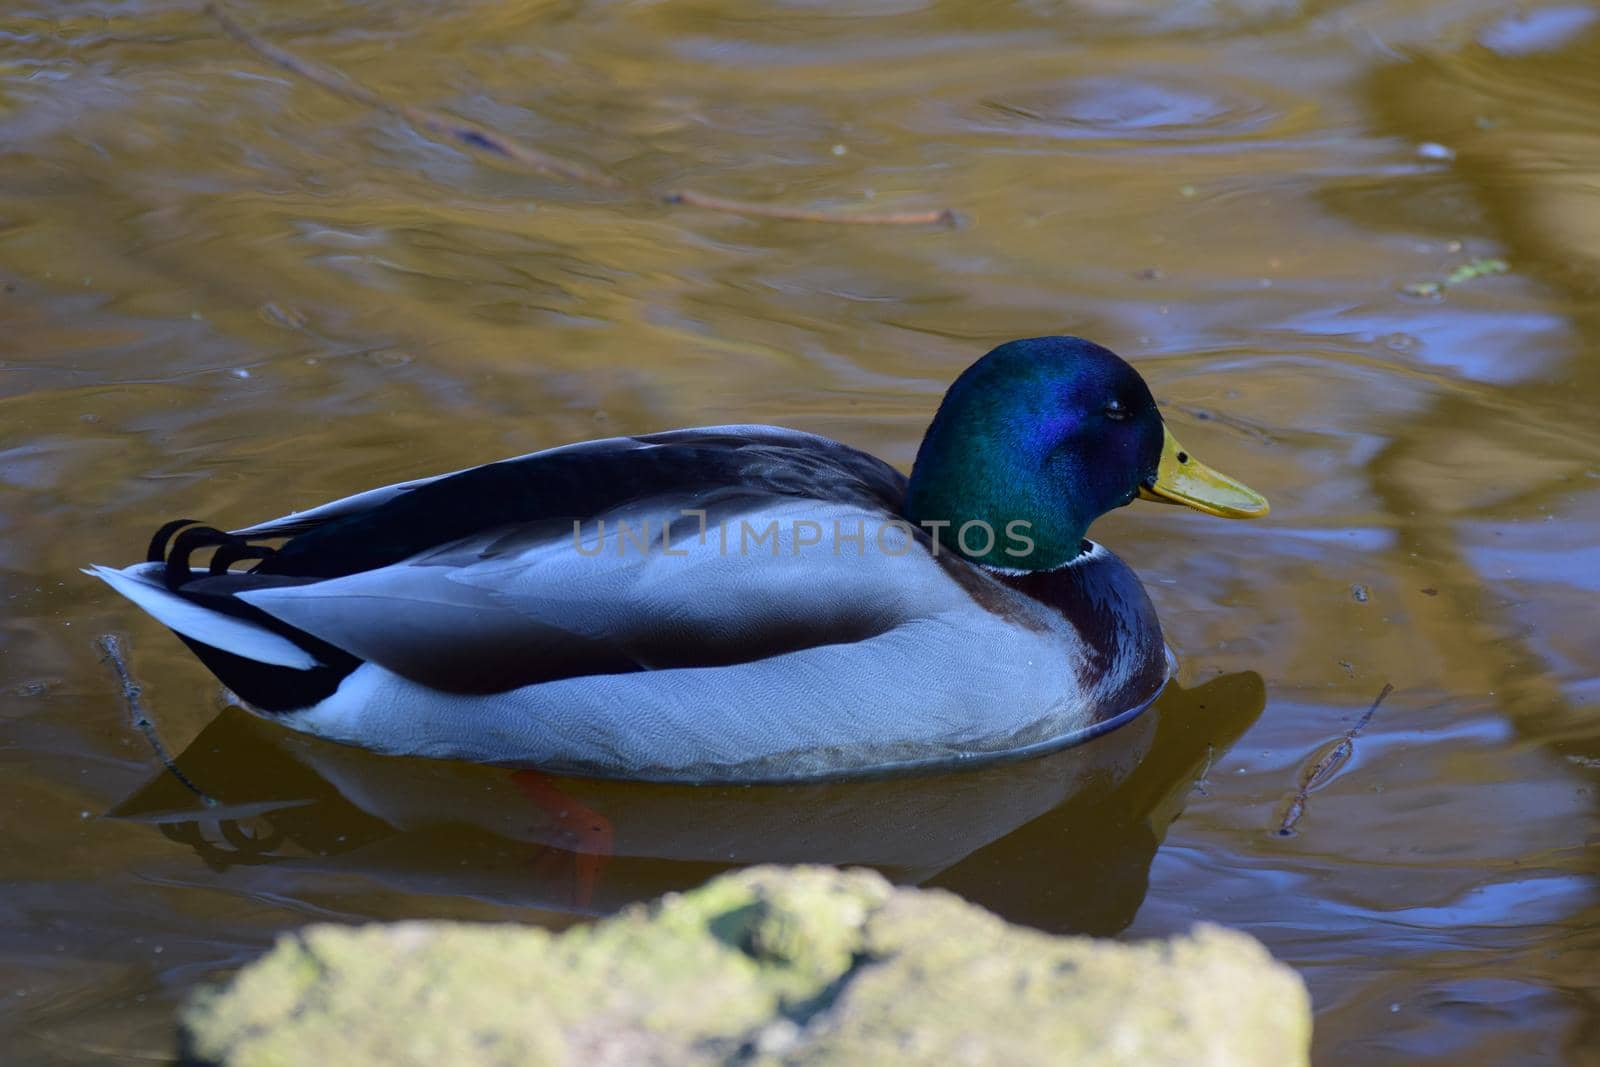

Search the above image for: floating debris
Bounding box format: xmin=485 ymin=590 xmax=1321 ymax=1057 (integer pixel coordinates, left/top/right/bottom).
xmin=1277 ymin=683 xmax=1394 ymax=836
xmin=1445 ymin=257 xmax=1509 ymax=285
xmin=1400 ymin=256 xmax=1509 ymax=300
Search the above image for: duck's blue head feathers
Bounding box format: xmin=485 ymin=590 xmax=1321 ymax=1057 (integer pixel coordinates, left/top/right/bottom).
xmin=905 ymin=336 xmax=1166 ymax=571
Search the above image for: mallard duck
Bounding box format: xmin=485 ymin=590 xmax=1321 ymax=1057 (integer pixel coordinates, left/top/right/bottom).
xmin=88 ymin=336 xmax=1266 ymax=782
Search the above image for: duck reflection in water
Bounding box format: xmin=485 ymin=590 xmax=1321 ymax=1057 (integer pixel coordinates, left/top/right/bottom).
xmin=113 ymin=672 xmax=1263 ymax=936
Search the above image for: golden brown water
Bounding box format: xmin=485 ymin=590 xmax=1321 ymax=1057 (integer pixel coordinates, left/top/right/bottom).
xmin=4 ymin=1 xmax=1600 ymax=1062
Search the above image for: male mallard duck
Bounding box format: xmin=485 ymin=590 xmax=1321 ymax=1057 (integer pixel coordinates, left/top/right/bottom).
xmin=88 ymin=337 xmax=1266 ymax=782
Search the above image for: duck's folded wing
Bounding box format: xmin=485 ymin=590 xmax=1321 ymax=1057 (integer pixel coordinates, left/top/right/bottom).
xmin=230 ymin=425 xmax=897 ymax=541
xmin=234 ymin=497 xmax=976 ymax=695
xmin=229 ymin=434 xmax=654 ymax=538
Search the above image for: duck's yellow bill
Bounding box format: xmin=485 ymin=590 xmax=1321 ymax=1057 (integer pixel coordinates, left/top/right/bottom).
xmin=1137 ymin=426 xmax=1269 ymax=519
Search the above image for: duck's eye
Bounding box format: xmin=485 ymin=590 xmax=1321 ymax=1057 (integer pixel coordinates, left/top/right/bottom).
xmin=1104 ymin=400 xmax=1130 ymax=421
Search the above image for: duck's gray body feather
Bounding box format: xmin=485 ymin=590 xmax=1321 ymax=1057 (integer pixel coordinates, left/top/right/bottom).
xmin=88 ymin=426 xmax=1169 ymax=782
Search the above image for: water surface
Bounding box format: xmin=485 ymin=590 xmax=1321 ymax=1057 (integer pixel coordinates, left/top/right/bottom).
xmin=3 ymin=1 xmax=1599 ymax=1063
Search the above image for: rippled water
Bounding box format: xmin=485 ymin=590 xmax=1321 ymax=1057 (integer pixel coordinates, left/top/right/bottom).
xmin=3 ymin=1 xmax=1599 ymax=1063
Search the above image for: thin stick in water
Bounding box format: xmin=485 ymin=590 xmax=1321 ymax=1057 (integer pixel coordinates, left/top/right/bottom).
xmin=205 ymin=4 xmax=954 ymax=227
xmin=1277 ymin=682 xmax=1393 ymax=836
xmin=1191 ymin=742 xmax=1215 ymax=798
xmin=206 ymin=3 xmax=621 ymax=189
xmin=96 ymin=634 xmax=216 ymax=806
xmin=664 ymin=189 xmax=958 ymax=227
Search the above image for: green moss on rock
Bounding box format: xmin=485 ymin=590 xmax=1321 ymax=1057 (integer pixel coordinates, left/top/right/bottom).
xmin=181 ymin=866 xmax=1310 ymax=1067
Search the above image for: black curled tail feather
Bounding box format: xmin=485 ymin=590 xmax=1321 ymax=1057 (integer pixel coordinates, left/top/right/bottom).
xmin=143 ymin=518 xmax=356 ymax=713
xmin=157 ymin=524 xmax=279 ymax=590
xmin=147 ymin=518 xmax=201 ymax=563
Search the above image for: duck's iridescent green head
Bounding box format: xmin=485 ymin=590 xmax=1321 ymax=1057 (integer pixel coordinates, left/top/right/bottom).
xmin=905 ymin=337 xmax=1267 ymax=570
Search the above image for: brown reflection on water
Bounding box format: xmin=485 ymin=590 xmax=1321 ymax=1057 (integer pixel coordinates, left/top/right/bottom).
xmin=112 ymin=673 xmax=1262 ymax=932
xmin=1354 ymin=21 xmax=1600 ymax=1060
xmin=3 ymin=1 xmax=1600 ymax=1063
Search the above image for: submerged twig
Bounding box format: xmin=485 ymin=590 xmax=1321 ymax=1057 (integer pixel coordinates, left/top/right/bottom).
xmin=1191 ymin=742 xmax=1215 ymax=797
xmin=206 ymin=4 xmax=953 ymax=226
xmin=1277 ymin=682 xmax=1393 ymax=836
xmin=207 ymin=3 xmax=619 ymax=188
xmin=96 ymin=634 xmax=216 ymax=806
xmin=665 ymin=189 xmax=957 ymax=227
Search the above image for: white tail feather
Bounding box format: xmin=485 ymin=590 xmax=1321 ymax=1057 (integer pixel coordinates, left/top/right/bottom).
xmin=84 ymin=564 xmax=322 ymax=670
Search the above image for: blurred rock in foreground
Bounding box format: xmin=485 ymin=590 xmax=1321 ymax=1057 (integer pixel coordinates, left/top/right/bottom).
xmin=181 ymin=865 xmax=1311 ymax=1067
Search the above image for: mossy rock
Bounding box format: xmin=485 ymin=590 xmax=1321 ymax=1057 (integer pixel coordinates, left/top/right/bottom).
xmin=181 ymin=865 xmax=1310 ymax=1066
